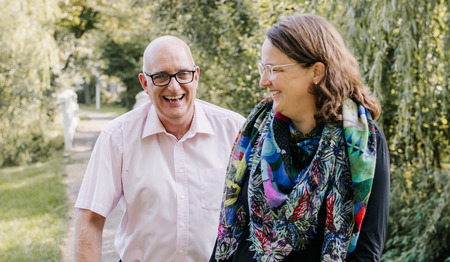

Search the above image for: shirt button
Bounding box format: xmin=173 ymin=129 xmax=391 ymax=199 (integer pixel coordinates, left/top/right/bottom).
xmin=178 ymin=168 xmax=183 ymax=173
xmin=179 ymin=194 xmax=184 ymax=199
xmin=180 ymin=222 xmax=185 ymax=227
xmin=178 ymin=249 xmax=183 ymax=254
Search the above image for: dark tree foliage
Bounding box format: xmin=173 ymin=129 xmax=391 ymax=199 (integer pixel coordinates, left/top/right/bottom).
xmin=58 ymin=0 xmax=101 ymax=71
xmin=100 ymin=39 xmax=145 ymax=109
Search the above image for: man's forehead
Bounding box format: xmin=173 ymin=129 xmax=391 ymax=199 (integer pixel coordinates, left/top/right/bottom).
xmin=146 ymin=46 xmax=189 ymax=60
xmin=145 ymin=36 xmax=189 ymax=56
xmin=144 ymin=47 xmax=194 ymax=71
xmin=145 ymin=54 xmax=193 ymax=71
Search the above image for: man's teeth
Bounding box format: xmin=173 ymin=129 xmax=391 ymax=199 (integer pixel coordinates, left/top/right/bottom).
xmin=164 ymin=94 xmax=184 ymax=101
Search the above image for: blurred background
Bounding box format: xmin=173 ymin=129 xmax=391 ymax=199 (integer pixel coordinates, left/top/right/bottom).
xmin=0 ymin=0 xmax=448 ymax=261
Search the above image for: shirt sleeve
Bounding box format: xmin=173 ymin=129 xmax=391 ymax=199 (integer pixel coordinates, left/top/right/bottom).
xmin=75 ymin=127 xmax=124 ymax=218
xmin=346 ymin=123 xmax=390 ymax=261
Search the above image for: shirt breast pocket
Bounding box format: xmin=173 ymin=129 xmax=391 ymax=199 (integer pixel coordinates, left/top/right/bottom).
xmin=198 ymin=168 xmax=227 ymax=211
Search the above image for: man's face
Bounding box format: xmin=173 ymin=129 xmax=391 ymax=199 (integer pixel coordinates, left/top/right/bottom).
xmin=139 ymin=40 xmax=199 ymax=128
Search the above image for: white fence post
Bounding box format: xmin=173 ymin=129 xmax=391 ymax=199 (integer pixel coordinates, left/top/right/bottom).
xmin=58 ymin=90 xmax=80 ymax=151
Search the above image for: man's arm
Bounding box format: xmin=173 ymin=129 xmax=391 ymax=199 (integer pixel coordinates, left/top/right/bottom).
xmin=74 ymin=209 xmax=106 ymax=262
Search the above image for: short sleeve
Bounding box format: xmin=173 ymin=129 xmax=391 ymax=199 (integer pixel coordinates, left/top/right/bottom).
xmin=75 ymin=128 xmax=123 ymax=218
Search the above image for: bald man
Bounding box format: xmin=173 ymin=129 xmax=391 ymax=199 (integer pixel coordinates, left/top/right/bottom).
xmin=74 ymin=36 xmax=245 ymax=262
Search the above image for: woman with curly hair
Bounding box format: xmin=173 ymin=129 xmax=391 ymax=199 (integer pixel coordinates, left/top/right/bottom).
xmin=211 ymin=14 xmax=390 ymax=262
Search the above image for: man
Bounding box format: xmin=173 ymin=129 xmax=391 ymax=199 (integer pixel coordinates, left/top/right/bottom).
xmin=74 ymin=36 xmax=245 ymax=262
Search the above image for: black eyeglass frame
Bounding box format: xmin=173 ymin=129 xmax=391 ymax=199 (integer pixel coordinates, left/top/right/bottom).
xmin=143 ymin=66 xmax=197 ymax=86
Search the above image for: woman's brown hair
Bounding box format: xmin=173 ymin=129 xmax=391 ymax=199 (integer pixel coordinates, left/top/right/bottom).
xmin=266 ymin=14 xmax=381 ymax=123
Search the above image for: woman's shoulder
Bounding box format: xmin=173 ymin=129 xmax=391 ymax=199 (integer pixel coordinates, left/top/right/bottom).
xmin=369 ymin=120 xmax=390 ymax=173
xmin=369 ymin=120 xmax=388 ymax=147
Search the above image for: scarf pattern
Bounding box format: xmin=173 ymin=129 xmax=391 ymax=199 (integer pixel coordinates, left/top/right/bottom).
xmin=215 ymin=98 xmax=376 ymax=261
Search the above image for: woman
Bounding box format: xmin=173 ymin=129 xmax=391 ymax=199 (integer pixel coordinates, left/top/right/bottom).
xmin=211 ymin=14 xmax=390 ymax=262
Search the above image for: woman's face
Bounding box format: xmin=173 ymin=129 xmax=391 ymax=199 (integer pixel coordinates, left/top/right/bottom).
xmin=259 ymin=39 xmax=318 ymax=129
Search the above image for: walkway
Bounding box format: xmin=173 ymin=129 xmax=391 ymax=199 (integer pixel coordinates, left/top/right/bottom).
xmin=62 ymin=109 xmax=121 ymax=262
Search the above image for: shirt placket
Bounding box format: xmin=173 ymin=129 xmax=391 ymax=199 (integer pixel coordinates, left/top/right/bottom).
xmin=174 ymin=141 xmax=189 ymax=262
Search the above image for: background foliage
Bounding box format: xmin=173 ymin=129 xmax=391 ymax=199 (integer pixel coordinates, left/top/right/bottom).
xmin=320 ymin=1 xmax=449 ymax=261
xmin=0 ymin=0 xmax=63 ymax=166
xmin=0 ymin=0 xmax=448 ymax=260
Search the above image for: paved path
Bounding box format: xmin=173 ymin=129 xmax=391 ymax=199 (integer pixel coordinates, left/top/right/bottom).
xmin=62 ymin=109 xmax=122 ymax=262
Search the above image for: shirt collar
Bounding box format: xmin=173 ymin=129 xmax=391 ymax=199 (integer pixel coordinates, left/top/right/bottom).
xmin=142 ymin=100 xmax=214 ymax=139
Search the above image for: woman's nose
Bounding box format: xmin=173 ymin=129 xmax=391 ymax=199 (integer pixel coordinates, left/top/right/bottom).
xmin=259 ymin=70 xmax=271 ymax=87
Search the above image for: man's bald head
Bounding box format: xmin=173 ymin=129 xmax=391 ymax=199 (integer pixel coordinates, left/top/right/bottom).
xmin=142 ymin=36 xmax=195 ymax=73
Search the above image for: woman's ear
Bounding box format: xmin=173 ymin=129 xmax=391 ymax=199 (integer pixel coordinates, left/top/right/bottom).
xmin=311 ymin=62 xmax=325 ymax=84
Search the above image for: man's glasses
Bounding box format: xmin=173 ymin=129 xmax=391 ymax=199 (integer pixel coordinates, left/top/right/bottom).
xmin=144 ymin=66 xmax=196 ymax=86
xmin=257 ymin=62 xmax=298 ymax=81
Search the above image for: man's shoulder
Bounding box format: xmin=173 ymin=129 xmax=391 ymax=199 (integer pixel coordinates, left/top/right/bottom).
xmin=103 ymin=102 xmax=151 ymax=133
xmin=195 ymin=99 xmax=245 ymax=123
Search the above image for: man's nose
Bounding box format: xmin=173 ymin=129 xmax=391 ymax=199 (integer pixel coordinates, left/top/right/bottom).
xmin=166 ymin=77 xmax=181 ymax=91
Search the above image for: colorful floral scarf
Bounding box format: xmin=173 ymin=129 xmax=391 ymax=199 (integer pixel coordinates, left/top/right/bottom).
xmin=215 ymin=98 xmax=377 ymax=261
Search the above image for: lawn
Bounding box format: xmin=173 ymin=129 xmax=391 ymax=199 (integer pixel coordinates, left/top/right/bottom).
xmin=0 ymin=156 xmax=67 ymax=261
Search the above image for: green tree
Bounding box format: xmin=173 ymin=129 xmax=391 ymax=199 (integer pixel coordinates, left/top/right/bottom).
xmin=315 ymin=1 xmax=449 ymax=260
xmin=94 ymin=1 xmax=156 ymax=109
xmin=56 ymin=0 xmax=101 ymax=105
xmin=0 ymin=0 xmax=63 ymax=166
xmin=321 ymin=0 xmax=449 ymax=169
xmin=100 ymin=39 xmax=146 ymax=109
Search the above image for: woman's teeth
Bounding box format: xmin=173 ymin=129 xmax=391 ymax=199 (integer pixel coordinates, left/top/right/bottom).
xmin=271 ymin=91 xmax=281 ymax=96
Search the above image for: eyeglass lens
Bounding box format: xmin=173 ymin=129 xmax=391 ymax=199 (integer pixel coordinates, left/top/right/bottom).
xmin=258 ymin=64 xmax=273 ymax=79
xmin=152 ymin=71 xmax=194 ymax=86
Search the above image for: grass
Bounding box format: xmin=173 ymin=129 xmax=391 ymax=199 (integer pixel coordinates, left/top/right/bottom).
xmin=0 ymin=156 xmax=68 ymax=261
xmin=79 ymin=103 xmax=128 ymax=116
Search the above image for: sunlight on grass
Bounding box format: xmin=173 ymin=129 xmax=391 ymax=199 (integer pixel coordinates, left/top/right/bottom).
xmin=0 ymin=214 xmax=65 ymax=261
xmin=0 ymin=157 xmax=67 ymax=261
xmin=0 ymin=172 xmax=55 ymax=191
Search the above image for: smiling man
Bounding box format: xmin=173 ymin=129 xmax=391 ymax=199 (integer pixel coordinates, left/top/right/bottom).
xmin=74 ymin=36 xmax=245 ymax=262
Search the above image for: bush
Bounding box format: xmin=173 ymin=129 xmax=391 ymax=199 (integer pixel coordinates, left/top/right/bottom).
xmin=382 ymin=165 xmax=450 ymax=261
xmin=0 ymin=118 xmax=64 ymax=167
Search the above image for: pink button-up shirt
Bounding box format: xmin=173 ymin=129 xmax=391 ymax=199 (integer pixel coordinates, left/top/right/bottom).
xmin=75 ymin=100 xmax=245 ymax=262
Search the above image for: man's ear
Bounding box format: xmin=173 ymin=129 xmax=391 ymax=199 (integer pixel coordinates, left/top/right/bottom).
xmin=194 ymin=65 xmax=200 ymax=82
xmin=311 ymin=62 xmax=325 ymax=84
xmin=138 ymin=73 xmax=148 ymax=94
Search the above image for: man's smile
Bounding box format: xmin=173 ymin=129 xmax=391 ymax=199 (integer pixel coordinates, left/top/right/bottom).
xmin=163 ymin=94 xmax=185 ymax=102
